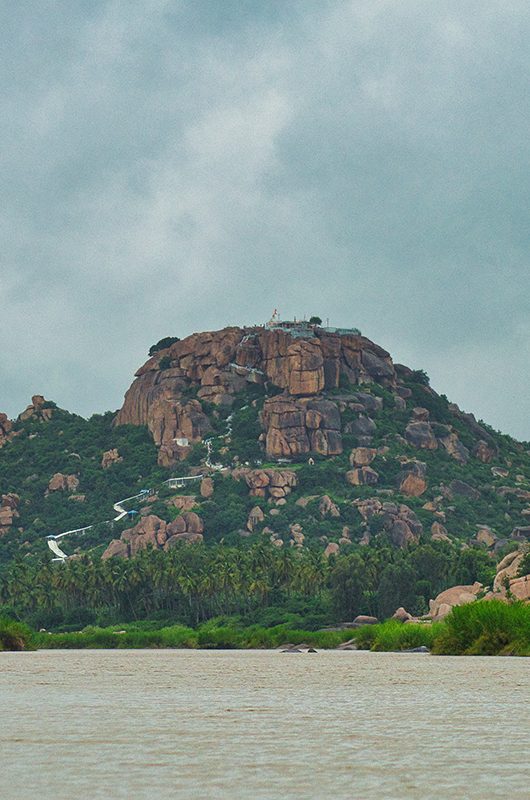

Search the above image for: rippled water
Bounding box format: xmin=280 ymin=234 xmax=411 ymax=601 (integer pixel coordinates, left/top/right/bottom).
xmin=1 ymin=649 xmax=528 ymax=799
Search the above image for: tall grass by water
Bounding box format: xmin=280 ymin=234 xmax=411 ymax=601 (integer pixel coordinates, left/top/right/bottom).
xmin=0 ymin=617 xmax=35 ymax=651
xmin=432 ymin=600 xmax=530 ymax=656
xmin=3 ymin=601 xmax=529 ymax=655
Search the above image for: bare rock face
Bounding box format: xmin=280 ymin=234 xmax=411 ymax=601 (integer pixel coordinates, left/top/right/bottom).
xmin=18 ymin=395 xmax=55 ymax=423
xmin=102 ymin=512 xmax=204 ymax=558
xmin=262 ymin=396 xmax=342 ymax=459
xmin=493 ymin=550 xmax=524 ymax=592
xmin=115 ymin=325 xmax=397 ymax=462
xmin=101 ymin=448 xmax=123 ymax=469
xmin=232 ymin=468 xmax=297 ymax=500
xmin=349 ymin=447 xmax=377 ymax=466
xmin=47 ymin=473 xmax=80 ymax=494
xmin=0 ymin=493 xmax=20 ymax=536
xmin=397 ymin=460 xmax=427 ymax=497
xmin=448 ymin=479 xmax=480 ymax=501
xmin=429 ymin=582 xmax=483 ymax=622
xmin=392 ymin=607 xmax=413 ymax=623
xmin=346 ymin=467 xmax=379 ymax=486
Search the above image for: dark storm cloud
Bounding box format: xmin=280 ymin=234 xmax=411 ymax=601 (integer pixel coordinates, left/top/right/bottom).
xmin=0 ymin=0 xmax=528 ymax=438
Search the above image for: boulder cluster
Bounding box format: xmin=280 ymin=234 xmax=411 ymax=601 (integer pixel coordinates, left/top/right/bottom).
xmin=102 ymin=512 xmax=204 ymax=559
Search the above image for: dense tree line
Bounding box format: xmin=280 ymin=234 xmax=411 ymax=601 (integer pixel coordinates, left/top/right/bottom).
xmin=0 ymin=541 xmax=495 ymax=631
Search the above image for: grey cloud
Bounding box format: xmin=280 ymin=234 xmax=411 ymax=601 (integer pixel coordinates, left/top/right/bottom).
xmin=0 ymin=0 xmax=528 ymax=439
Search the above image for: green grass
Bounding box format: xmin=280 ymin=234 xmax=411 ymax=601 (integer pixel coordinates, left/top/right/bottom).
xmin=0 ymin=617 xmax=35 ymax=651
xmin=353 ymin=620 xmax=443 ymax=652
xmin=10 ymin=602 xmax=530 ymax=656
xmin=432 ymin=600 xmax=530 ymax=656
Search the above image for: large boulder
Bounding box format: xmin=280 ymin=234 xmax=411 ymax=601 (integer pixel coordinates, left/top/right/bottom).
xmin=349 ymin=447 xmax=377 ymax=466
xmin=429 ymin=582 xmax=483 ymax=622
xmin=397 ymin=460 xmax=427 ymax=497
xmin=405 ymin=421 xmax=438 ymax=450
xmin=346 ymin=467 xmax=379 ymax=486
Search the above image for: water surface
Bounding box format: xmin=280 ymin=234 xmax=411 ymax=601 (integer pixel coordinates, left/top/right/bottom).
xmin=1 ymin=649 xmax=528 ymax=799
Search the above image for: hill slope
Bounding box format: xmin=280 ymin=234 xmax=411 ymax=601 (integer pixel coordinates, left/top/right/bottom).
xmin=0 ymin=321 xmax=529 ymax=628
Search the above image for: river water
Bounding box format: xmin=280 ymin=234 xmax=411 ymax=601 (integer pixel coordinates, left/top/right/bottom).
xmin=1 ymin=649 xmax=528 ymax=799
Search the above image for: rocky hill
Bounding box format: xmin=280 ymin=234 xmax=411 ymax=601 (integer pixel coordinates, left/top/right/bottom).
xmin=0 ymin=320 xmax=529 ymax=625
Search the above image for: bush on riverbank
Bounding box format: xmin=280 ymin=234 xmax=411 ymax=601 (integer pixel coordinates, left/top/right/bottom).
xmin=432 ymin=600 xmax=530 ymax=656
xmin=33 ymin=620 xmax=355 ymax=650
xmin=0 ymin=617 xmax=35 ymax=651
xmin=354 ymin=620 xmax=443 ymax=652
xmin=10 ymin=602 xmax=530 ymax=656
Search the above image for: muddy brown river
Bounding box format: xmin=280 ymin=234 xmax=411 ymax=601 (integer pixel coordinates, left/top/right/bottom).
xmin=1 ymin=649 xmax=528 ymax=799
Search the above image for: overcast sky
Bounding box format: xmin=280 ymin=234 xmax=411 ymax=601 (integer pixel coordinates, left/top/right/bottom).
xmin=1 ymin=0 xmax=529 ymax=439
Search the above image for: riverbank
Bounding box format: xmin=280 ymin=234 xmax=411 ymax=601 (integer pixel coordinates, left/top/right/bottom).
xmin=2 ymin=600 xmax=529 ymax=655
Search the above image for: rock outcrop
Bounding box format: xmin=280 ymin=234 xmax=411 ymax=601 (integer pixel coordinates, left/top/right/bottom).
xmin=232 ymin=468 xmax=298 ymax=501
xmin=101 ymin=448 xmax=123 ymax=469
xmin=396 ymin=460 xmax=427 ymax=497
xmin=18 ymin=395 xmax=55 ymax=423
xmin=46 ymin=473 xmax=80 ymax=494
xmin=429 ymin=582 xmax=483 ymax=622
xmin=0 ymin=493 xmax=20 ymax=536
xmin=102 ymin=512 xmax=204 ymax=559
xmin=262 ymin=396 xmax=342 ymax=458
xmin=354 ymin=498 xmax=423 ymax=547
xmin=115 ymin=325 xmax=397 ymax=462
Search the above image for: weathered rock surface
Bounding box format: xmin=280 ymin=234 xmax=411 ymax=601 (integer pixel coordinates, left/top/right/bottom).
xmin=353 ymin=497 xmax=423 ymax=547
xmin=349 ymin=447 xmax=377 ymax=466
xmin=319 ymin=495 xmax=340 ymax=518
xmin=323 ymin=541 xmax=340 ymax=558
xmin=247 ymin=505 xmax=265 ymax=532
xmin=262 ymin=396 xmax=342 ymax=458
xmin=397 ymin=460 xmax=427 ymax=497
xmin=232 ymin=468 xmax=297 ymax=500
xmin=431 ymin=521 xmax=451 ymax=542
xmin=101 ymin=448 xmax=123 ymax=469
xmin=346 ymin=466 xmax=379 ymax=486
xmin=102 ymin=512 xmax=204 ymax=559
xmin=200 ymin=477 xmax=214 ymax=498
xmin=115 ymin=325 xmax=397 ymax=462
xmin=405 ymin=420 xmax=438 ymax=450
xmin=18 ymin=395 xmax=55 ymax=423
xmin=429 ymin=582 xmax=483 ymax=622
xmin=47 ymin=473 xmax=80 ymax=494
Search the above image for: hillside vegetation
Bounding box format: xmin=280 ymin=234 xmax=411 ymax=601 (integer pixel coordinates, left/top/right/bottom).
xmin=1 ymin=323 xmax=529 ymax=635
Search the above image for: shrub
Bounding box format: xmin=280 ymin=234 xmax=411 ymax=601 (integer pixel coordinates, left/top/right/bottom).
xmin=432 ymin=600 xmax=530 ymax=656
